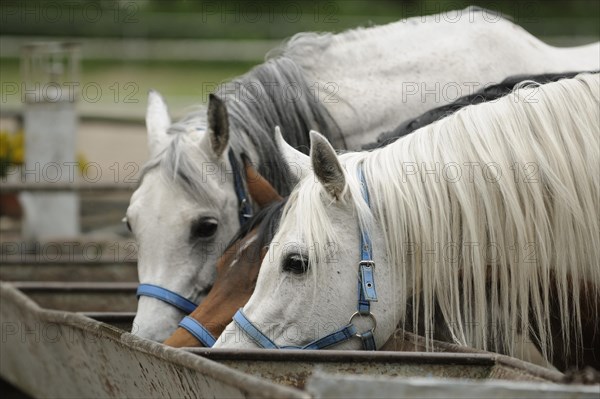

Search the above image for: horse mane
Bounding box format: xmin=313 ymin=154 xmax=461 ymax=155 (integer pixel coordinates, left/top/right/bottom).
xmin=215 ymin=57 xmax=344 ymax=196
xmin=364 ymin=70 xmax=598 ymax=150
xmin=279 ymin=72 xmax=599 ymax=362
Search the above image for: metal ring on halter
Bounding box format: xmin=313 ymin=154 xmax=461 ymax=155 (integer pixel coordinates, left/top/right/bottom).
xmin=348 ymin=311 xmax=377 ymax=337
xmin=240 ymin=199 xmax=253 ymax=218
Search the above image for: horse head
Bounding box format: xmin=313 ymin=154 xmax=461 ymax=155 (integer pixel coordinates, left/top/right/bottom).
xmin=127 ymin=91 xmax=247 ymax=341
xmin=163 ymin=161 xmax=284 ymax=347
xmin=214 ymin=131 xmax=396 ymax=350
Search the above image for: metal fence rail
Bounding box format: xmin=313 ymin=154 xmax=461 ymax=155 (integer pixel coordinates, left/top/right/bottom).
xmin=0 ymin=256 xmax=138 ymax=282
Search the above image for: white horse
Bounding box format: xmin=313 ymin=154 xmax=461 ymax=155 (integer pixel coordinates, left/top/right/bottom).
xmin=129 ymin=7 xmax=600 ymax=341
xmin=214 ymin=73 xmax=599 ymax=370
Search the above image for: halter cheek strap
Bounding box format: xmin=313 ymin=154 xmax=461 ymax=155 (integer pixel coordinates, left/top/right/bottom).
xmin=354 ymin=166 xmax=378 ymax=350
xmin=178 ymin=316 xmax=217 ymax=347
xmin=136 ymin=284 xmax=198 ymax=314
xmin=228 ymin=149 xmax=253 ymax=226
xmin=233 ymin=164 xmax=379 ymax=351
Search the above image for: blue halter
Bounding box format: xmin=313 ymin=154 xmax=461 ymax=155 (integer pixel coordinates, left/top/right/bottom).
xmin=233 ymin=165 xmax=379 ymax=350
xmin=232 ymin=310 xmax=358 ymax=349
xmin=136 ymin=148 xmax=253 ymax=344
xmin=135 ymin=284 xmax=198 ymax=314
xmin=227 ymin=149 xmax=254 ymax=226
xmin=178 ymin=316 xmax=217 ymax=347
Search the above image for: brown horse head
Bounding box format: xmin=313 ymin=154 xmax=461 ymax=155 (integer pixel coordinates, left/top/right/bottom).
xmin=164 ymin=160 xmax=284 ymax=347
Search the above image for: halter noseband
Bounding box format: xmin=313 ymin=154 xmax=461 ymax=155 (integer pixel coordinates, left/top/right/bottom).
xmin=135 ymin=284 xmax=198 ymax=314
xmin=136 ymin=148 xmax=253 ymax=347
xmin=178 ymin=315 xmax=217 ymax=347
xmin=233 ymin=165 xmax=379 ymax=350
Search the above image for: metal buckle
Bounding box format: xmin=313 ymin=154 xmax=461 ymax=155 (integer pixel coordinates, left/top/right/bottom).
xmin=359 ymin=260 xmax=375 ymax=269
xmin=240 ymin=199 xmax=253 ymax=218
xmin=359 ymin=260 xmax=376 ymax=291
xmin=348 ymin=311 xmax=377 ymax=337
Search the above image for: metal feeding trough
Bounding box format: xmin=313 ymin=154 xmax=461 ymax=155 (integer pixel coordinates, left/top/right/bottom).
xmin=9 ymin=281 xmax=138 ymax=312
xmin=188 ymin=346 xmax=564 ymax=390
xmin=0 ymin=254 xmax=139 ymax=312
xmin=3 ymin=280 xmax=597 ymax=398
xmin=0 ymin=283 xmax=305 ymax=399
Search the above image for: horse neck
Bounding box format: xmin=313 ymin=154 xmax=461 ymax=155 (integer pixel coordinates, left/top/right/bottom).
xmin=281 ymin=9 xmax=599 ymax=150
xmin=358 ymin=74 xmax=599 ymax=362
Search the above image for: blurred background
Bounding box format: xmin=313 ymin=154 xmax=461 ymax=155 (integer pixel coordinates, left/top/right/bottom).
xmin=0 ymin=0 xmax=599 ymax=239
xmin=0 ymin=3 xmax=597 ymax=397
xmin=2 ymin=0 xmax=599 ymax=118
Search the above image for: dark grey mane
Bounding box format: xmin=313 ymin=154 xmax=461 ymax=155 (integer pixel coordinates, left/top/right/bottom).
xmin=216 ymin=56 xmax=344 ymax=196
xmin=363 ymin=70 xmax=593 ymax=150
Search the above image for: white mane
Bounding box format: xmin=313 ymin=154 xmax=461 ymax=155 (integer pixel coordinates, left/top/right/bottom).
xmin=279 ymin=73 xmax=599 ymax=361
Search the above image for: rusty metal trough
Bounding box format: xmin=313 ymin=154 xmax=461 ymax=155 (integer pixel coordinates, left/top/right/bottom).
xmin=0 ymin=282 xmax=307 ymax=399
xmin=1 ymin=249 xmax=598 ymax=399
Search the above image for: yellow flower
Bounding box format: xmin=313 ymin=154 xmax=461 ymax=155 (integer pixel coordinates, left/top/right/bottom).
xmin=0 ymin=129 xmax=88 ymax=177
xmin=12 ymin=147 xmax=24 ymax=165
xmin=77 ymin=153 xmax=89 ymax=175
xmin=0 ymin=132 xmax=11 ymax=159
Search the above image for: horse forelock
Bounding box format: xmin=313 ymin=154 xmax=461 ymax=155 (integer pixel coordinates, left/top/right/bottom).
xmin=278 ymin=72 xmax=600 ymax=363
xmin=139 ymin=117 xmax=219 ymax=208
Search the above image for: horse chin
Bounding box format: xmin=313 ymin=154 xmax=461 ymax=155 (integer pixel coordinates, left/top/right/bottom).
xmin=131 ymin=297 xmax=185 ymax=342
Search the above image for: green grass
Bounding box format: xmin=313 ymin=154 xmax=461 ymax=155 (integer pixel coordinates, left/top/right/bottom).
xmin=1 ymin=0 xmax=598 ymax=39
xmin=1 ymin=59 xmax=260 ymax=120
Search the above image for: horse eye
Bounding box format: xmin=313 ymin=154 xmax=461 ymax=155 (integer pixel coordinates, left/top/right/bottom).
xmin=282 ymin=254 xmax=309 ymax=275
xmin=190 ymin=217 xmax=218 ymax=240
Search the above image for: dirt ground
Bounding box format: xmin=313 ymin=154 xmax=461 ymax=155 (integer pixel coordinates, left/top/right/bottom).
xmin=1 ymin=116 xmax=149 ymax=183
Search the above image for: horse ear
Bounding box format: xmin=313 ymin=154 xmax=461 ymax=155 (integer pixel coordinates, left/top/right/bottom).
xmin=275 ymin=126 xmax=310 ymax=183
xmin=206 ymin=93 xmax=229 ymax=158
xmin=243 ymin=157 xmax=283 ymax=208
xmin=146 ymin=90 xmax=171 ymax=156
xmin=310 ymin=130 xmax=345 ymax=200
